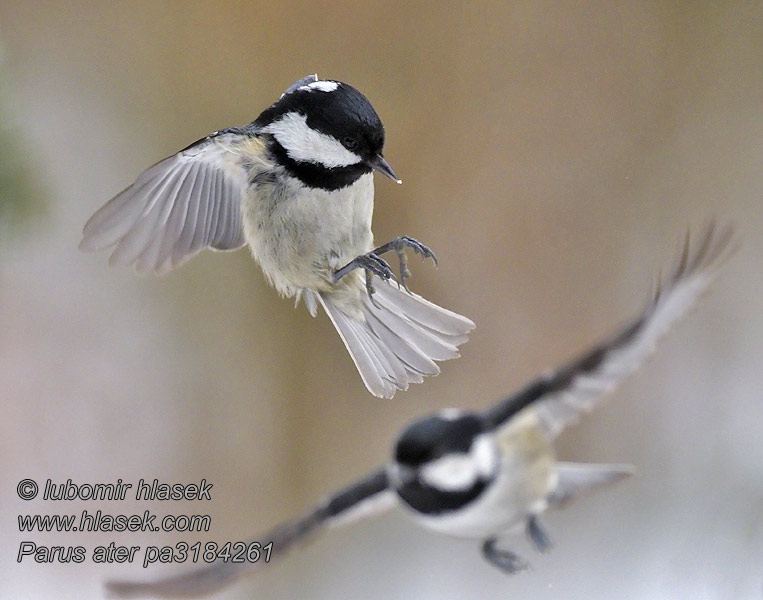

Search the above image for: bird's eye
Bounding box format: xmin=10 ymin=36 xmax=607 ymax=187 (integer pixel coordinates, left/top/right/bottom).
xmin=342 ymin=136 xmax=358 ymax=150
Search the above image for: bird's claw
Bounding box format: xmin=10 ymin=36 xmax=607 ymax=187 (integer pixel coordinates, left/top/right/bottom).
xmin=334 ymin=252 xmax=396 ymax=302
xmin=372 ymin=235 xmax=438 ymax=294
xmin=481 ymin=538 xmax=529 ymax=574
xmin=364 ymin=270 xmax=381 ymax=308
xmin=334 ymin=236 xmax=436 ymax=300
xmin=398 ymin=235 xmax=439 ymax=267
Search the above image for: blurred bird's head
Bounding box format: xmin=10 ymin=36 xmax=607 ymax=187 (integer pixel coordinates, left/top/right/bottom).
xmin=391 ymin=410 xmax=499 ymax=514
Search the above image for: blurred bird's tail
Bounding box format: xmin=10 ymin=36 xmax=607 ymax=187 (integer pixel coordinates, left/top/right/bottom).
xmin=549 ymin=462 xmax=635 ymax=508
xmin=317 ymin=280 xmax=475 ymax=399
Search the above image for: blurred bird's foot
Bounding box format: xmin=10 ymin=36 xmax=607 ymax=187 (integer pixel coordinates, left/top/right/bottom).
xmin=334 ymin=252 xmax=395 ymax=304
xmin=372 ymin=236 xmax=438 ymax=293
xmin=526 ymin=516 xmax=553 ymax=553
xmin=481 ymin=538 xmax=529 ymax=574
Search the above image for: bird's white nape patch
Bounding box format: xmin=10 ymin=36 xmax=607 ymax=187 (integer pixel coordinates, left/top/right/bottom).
xmin=420 ymin=454 xmax=480 ymax=491
xmin=439 ymin=408 xmax=463 ymax=421
xmin=299 ymin=80 xmax=339 ymax=93
xmin=263 ymin=112 xmax=362 ymax=168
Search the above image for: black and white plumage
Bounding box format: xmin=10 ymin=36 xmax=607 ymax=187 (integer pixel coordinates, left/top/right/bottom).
xmin=105 ymin=224 xmax=734 ymax=598
xmin=80 ymin=75 xmax=474 ymax=398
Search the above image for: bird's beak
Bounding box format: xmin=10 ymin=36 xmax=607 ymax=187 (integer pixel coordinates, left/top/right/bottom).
xmin=368 ymin=154 xmax=402 ymax=184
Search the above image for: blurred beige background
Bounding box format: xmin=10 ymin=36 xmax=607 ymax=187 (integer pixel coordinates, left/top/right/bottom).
xmin=1 ymin=2 xmax=761 ymax=599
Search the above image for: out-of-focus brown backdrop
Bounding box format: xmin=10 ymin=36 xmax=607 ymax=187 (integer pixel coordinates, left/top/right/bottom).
xmin=1 ymin=2 xmax=761 ymax=599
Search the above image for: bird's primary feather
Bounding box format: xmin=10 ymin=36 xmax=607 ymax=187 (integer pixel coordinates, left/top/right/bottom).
xmin=482 ymin=223 xmax=735 ymax=437
xmin=80 ymin=132 xmax=248 ymax=274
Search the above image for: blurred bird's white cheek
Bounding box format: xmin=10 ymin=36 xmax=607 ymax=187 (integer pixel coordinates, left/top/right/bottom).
xmin=263 ymin=112 xmax=362 ymax=168
xmin=421 ymin=455 xmax=479 ymax=491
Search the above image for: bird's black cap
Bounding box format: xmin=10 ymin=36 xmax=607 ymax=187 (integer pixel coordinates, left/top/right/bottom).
xmin=395 ymin=412 xmax=485 ymax=467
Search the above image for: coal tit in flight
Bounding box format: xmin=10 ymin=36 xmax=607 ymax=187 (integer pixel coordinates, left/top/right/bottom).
xmin=80 ymin=75 xmax=475 ymax=398
xmin=105 ymin=224 xmax=734 ymax=598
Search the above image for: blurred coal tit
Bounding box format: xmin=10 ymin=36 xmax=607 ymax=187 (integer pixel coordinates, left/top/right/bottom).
xmin=106 ymin=225 xmax=734 ymax=598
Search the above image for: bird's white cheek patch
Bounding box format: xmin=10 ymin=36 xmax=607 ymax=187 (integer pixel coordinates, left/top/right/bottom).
xmin=472 ymin=435 xmax=498 ymax=478
xmin=420 ymin=455 xmax=479 ymax=491
xmin=263 ymin=112 xmax=362 ymax=168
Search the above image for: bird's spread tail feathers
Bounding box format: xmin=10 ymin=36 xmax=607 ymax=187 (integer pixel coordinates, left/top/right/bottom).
xmin=317 ymin=280 xmax=475 ymax=398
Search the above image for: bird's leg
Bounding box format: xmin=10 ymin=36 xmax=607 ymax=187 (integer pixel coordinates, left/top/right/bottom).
xmin=481 ymin=538 xmax=529 ymax=574
xmin=333 ymin=252 xmax=396 ymax=303
xmin=526 ymin=516 xmax=553 ymax=553
xmin=371 ymin=236 xmax=438 ymax=293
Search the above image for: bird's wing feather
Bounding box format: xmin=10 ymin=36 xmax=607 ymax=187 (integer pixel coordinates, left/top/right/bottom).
xmin=80 ymin=130 xmax=249 ymax=275
xmin=105 ymin=468 xmax=393 ymax=599
xmin=481 ymin=223 xmax=735 ymax=438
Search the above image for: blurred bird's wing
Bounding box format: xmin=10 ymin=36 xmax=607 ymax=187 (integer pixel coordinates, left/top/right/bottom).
xmin=105 ymin=467 xmax=394 ymax=599
xmin=481 ymin=223 xmax=735 ymax=438
xmin=80 ymin=129 xmax=250 ymax=274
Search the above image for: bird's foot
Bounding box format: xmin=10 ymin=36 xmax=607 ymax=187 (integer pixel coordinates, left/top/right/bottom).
xmin=371 ymin=236 xmax=437 ymax=293
xmin=333 ymin=252 xmax=395 ymax=305
xmin=526 ymin=516 xmax=553 ymax=553
xmin=481 ymin=538 xmax=529 ymax=574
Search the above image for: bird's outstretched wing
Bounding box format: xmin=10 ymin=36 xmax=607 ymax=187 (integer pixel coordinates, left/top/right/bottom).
xmin=80 ymin=129 xmax=249 ymax=275
xmin=105 ymin=468 xmax=393 ymax=599
xmin=482 ymin=223 xmax=735 ymax=437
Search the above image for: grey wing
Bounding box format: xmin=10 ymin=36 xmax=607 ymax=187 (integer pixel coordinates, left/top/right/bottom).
xmin=482 ymin=223 xmax=735 ymax=438
xmin=105 ymin=468 xmax=394 ymax=599
xmin=80 ymin=131 xmax=249 ymax=275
